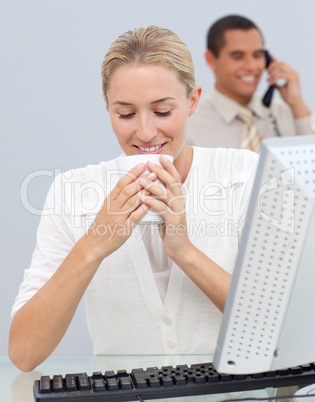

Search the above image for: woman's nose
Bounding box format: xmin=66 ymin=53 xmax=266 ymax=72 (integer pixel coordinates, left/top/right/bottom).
xmin=136 ymin=115 xmax=157 ymax=142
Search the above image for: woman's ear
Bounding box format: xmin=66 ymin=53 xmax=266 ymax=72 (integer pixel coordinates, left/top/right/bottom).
xmin=103 ymin=93 xmax=109 ymax=111
xmin=188 ymin=85 xmax=202 ymax=117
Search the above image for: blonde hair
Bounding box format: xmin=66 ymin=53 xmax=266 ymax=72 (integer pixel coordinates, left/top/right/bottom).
xmin=101 ymin=25 xmax=196 ymax=102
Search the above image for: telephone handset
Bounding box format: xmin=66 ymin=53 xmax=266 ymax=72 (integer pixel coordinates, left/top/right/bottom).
xmin=262 ymin=50 xmax=274 ymax=108
xmin=262 ymin=50 xmax=282 ymax=137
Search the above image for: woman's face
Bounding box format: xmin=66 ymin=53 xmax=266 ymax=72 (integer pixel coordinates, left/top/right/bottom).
xmin=106 ymin=64 xmax=200 ymax=164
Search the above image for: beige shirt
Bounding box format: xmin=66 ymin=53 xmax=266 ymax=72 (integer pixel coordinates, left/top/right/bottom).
xmin=187 ymin=88 xmax=315 ymax=148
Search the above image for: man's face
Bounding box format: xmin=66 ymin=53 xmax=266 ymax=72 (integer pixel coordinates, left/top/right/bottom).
xmin=207 ymin=28 xmax=266 ymax=105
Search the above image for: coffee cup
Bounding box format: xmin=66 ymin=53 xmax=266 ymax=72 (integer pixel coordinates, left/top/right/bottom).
xmin=116 ymin=154 xmax=173 ymax=224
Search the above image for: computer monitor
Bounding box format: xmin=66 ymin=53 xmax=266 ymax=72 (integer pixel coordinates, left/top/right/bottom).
xmin=213 ymin=135 xmax=315 ymax=375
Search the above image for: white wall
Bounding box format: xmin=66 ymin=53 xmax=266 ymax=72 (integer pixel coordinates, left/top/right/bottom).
xmin=1 ymin=0 xmax=314 ymax=356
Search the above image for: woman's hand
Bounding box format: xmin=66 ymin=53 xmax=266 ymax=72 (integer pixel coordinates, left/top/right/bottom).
xmin=138 ymin=155 xmax=231 ymax=312
xmin=138 ymin=156 xmax=191 ymax=263
xmin=85 ymin=163 xmax=156 ymax=262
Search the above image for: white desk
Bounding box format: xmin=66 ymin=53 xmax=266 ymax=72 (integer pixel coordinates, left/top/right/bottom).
xmin=1 ymin=355 xmax=276 ymax=401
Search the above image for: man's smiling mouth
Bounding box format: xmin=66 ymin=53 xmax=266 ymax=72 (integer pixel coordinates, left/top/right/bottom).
xmin=239 ymin=75 xmax=256 ymax=82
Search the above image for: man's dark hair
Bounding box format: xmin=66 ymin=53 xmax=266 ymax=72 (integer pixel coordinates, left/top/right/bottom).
xmin=207 ymin=15 xmax=263 ymax=57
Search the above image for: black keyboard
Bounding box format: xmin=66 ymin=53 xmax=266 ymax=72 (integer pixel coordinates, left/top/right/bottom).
xmin=33 ymin=361 xmax=315 ymax=401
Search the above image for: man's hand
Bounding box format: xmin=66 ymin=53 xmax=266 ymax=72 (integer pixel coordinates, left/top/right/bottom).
xmin=267 ymin=56 xmax=310 ymax=118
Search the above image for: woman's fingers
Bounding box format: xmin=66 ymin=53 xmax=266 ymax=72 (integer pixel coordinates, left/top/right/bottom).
xmin=141 ymin=158 xmax=184 ymax=206
xmin=138 ymin=176 xmax=185 ymax=219
xmin=110 ymin=163 xmax=157 ymax=212
xmin=128 ymin=199 xmax=151 ymax=224
xmin=88 ymin=164 xmax=159 ymax=258
xmin=147 ymin=158 xmax=182 ymax=191
xmin=110 ymin=163 xmax=146 ymax=201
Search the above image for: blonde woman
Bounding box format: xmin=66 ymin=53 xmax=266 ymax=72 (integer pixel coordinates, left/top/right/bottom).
xmin=9 ymin=26 xmax=258 ymax=372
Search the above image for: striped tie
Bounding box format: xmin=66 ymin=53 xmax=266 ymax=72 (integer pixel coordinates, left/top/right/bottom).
xmin=238 ymin=107 xmax=262 ymax=153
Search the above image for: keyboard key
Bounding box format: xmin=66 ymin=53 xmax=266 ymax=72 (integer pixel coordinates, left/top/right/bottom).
xmin=291 ymin=366 xmax=303 ymax=375
xmin=52 ymin=375 xmax=63 ymax=392
xmin=39 ymin=375 xmax=51 ymax=393
xmin=65 ymin=374 xmax=77 ymax=391
xmin=104 ymin=370 xmax=116 ymax=379
xmin=186 ymin=372 xmax=195 ymax=382
xmin=107 ymin=378 xmax=119 ymax=391
xmin=132 ymin=377 xmax=148 ymax=388
xmin=119 ymin=377 xmax=133 ymax=390
xmin=175 ymin=375 xmax=187 ymax=385
xmin=207 ymin=373 xmax=220 ymax=382
xmin=131 ymin=368 xmax=145 ymax=376
xmin=162 ymin=365 xmax=174 ymax=372
xmin=92 ymin=371 xmax=103 ymax=379
xmin=301 ymin=364 xmax=313 ymax=372
xmin=148 ymin=377 xmax=160 ymax=387
xmin=265 ymin=370 xmax=278 ymax=377
xmin=220 ymin=373 xmax=233 ymax=381
xmin=161 ymin=376 xmax=174 ymax=386
xmin=253 ymin=372 xmax=265 ymax=378
xmin=176 ymin=364 xmax=189 ymax=371
xmin=94 ymin=378 xmax=106 ymax=392
xmin=78 ymin=373 xmax=90 ymax=390
xmin=194 ymin=374 xmax=206 ymax=383
xmin=278 ymin=368 xmax=290 ymax=376
xmin=147 ymin=366 xmax=159 ymax=371
xmin=233 ymin=374 xmax=247 ymax=381
xmin=117 ymin=369 xmax=129 ymax=377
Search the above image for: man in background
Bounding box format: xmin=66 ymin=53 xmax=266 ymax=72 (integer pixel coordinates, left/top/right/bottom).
xmin=187 ymin=15 xmax=315 ymax=152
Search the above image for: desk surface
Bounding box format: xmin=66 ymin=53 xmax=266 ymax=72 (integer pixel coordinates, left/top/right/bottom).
xmin=1 ymin=354 xmax=276 ymax=402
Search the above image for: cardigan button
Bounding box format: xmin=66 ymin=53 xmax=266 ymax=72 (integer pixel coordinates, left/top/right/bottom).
xmin=167 ymin=339 xmax=175 ymax=348
xmin=164 ymin=318 xmax=172 ymax=326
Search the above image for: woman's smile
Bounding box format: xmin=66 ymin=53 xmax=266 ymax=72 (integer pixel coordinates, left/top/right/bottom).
xmin=135 ymin=142 xmax=167 ymax=154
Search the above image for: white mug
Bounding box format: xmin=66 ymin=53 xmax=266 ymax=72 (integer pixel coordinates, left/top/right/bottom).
xmin=116 ymin=154 xmax=173 ymax=225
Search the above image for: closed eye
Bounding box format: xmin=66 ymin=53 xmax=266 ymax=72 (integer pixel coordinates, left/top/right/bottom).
xmin=230 ymin=51 xmax=244 ymax=60
xmin=155 ymin=110 xmax=172 ymax=117
xmin=118 ymin=110 xmax=172 ymax=119
xmin=118 ymin=113 xmax=135 ymax=119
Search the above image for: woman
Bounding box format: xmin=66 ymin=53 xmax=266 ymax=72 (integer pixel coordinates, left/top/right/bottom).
xmin=9 ymin=25 xmax=258 ymax=372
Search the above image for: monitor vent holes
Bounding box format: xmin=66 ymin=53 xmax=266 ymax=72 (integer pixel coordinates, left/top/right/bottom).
xmin=227 ymin=145 xmax=315 ymax=360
